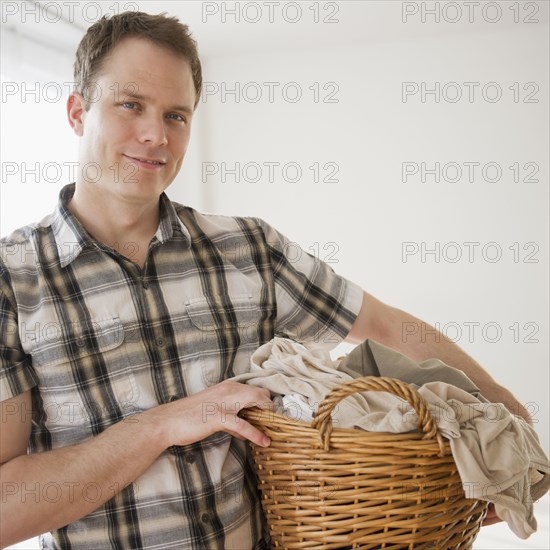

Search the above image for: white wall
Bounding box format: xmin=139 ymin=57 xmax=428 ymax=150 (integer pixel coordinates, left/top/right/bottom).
xmin=1 ymin=25 xmax=79 ymax=230
xmin=1 ymin=2 xmax=548 ymax=548
xmin=1 ymin=0 xmax=548 ymax=480
xmin=195 ymin=12 xmax=549 ymax=455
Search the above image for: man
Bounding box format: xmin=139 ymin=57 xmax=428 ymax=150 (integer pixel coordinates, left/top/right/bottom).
xmin=0 ymin=11 xmax=526 ymax=549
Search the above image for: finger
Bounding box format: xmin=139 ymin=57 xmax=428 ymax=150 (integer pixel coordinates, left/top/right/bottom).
xmin=226 ymin=416 xmax=270 ymax=447
xmin=215 ymin=382 xmax=272 ymax=411
xmin=481 ymin=503 xmax=503 ymax=526
xmin=239 ymin=398 xmax=274 ymax=412
xmin=241 ymin=387 xmax=272 ymax=407
xmin=254 ymin=398 xmax=275 ymax=411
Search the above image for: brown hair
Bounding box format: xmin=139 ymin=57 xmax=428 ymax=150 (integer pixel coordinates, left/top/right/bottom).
xmin=73 ymin=11 xmax=202 ymax=109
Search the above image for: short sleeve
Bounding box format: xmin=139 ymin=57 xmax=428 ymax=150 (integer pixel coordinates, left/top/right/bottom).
xmin=255 ymin=218 xmax=363 ymax=349
xmin=0 ymin=265 xmax=37 ymax=401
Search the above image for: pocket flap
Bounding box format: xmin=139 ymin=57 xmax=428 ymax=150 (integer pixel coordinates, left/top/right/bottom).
xmin=31 ymin=317 xmax=125 ymax=367
xmin=185 ymin=295 xmax=259 ymax=332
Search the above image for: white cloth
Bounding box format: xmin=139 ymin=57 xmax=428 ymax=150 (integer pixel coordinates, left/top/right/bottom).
xmin=232 ymin=337 xmax=550 ymax=539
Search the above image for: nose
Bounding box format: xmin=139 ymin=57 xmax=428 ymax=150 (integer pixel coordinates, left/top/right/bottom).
xmin=138 ymin=112 xmax=168 ymax=146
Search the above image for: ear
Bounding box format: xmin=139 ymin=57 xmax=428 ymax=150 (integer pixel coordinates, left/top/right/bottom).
xmin=67 ymin=92 xmax=86 ymax=136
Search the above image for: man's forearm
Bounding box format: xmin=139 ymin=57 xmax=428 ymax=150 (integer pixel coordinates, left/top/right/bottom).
xmin=346 ymin=292 xmax=531 ymax=421
xmin=376 ymin=306 xmax=531 ymax=421
xmin=0 ymin=380 xmax=271 ymax=548
xmin=0 ymin=409 xmax=166 ymax=548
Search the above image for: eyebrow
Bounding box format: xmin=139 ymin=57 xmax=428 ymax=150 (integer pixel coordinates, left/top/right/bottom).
xmin=120 ymin=91 xmax=194 ymax=115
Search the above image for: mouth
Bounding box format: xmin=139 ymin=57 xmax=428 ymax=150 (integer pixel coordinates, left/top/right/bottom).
xmin=123 ymin=154 xmax=166 ymax=168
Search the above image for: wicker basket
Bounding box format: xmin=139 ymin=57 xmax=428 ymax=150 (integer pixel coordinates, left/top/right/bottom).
xmin=242 ymin=376 xmax=488 ymax=549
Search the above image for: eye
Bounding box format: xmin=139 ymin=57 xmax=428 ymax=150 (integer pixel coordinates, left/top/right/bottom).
xmin=166 ymin=113 xmax=186 ymax=123
xmin=121 ymin=102 xmax=139 ymax=110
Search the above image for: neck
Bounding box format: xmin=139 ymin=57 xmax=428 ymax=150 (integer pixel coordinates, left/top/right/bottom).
xmin=68 ymin=183 xmax=161 ymax=265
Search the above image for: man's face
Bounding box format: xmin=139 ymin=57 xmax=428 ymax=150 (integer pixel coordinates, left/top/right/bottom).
xmin=71 ymin=36 xmax=196 ymax=204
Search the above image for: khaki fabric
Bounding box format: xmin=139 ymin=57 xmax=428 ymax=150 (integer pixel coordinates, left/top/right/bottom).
xmin=234 ymin=337 xmax=550 ymax=539
xmin=339 ymin=338 xmax=481 ymax=396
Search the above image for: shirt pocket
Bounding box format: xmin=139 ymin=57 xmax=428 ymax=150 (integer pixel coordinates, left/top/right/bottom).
xmin=29 ymin=317 xmax=138 ymax=434
xmin=184 ymin=294 xmax=261 ymax=387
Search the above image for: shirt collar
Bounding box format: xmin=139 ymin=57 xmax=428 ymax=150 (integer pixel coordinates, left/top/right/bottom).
xmin=156 ymin=191 xmax=191 ymax=243
xmin=52 ymin=184 xmax=190 ymax=268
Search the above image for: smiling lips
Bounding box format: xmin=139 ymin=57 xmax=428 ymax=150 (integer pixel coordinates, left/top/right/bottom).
xmin=123 ymin=154 xmax=166 ymax=168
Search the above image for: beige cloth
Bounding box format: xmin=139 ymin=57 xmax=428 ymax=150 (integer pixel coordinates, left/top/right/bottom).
xmin=339 ymin=338 xmax=481 ymax=396
xmin=232 ymin=337 xmax=550 ymax=539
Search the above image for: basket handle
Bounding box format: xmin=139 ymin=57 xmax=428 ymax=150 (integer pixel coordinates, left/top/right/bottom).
xmin=310 ymin=376 xmax=444 ymax=453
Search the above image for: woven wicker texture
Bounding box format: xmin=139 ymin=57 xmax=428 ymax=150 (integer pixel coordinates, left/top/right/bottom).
xmin=243 ymin=376 xmax=488 ymax=549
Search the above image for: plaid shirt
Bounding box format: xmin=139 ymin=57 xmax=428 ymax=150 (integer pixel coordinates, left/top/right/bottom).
xmin=0 ymin=184 xmax=363 ymax=549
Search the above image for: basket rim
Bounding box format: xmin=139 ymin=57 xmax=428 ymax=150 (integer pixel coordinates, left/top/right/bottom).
xmin=241 ymin=406 xmax=452 ymax=455
xmin=241 ymin=375 xmax=447 ymax=454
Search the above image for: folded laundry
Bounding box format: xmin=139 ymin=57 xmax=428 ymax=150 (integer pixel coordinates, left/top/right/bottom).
xmin=231 ymin=337 xmax=550 ymax=539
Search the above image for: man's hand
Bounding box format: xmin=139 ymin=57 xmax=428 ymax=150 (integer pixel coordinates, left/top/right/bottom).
xmin=0 ymin=381 xmax=272 ymax=547
xmin=482 ymin=502 xmax=503 ymax=526
xmin=147 ymin=380 xmax=273 ymax=449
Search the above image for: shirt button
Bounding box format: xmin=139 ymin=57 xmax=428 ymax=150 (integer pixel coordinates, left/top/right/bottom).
xmin=142 ymin=281 xmax=149 ymax=289
xmin=169 ymin=395 xmax=179 ymax=403
xmin=201 ymin=513 xmax=210 ymax=524
xmin=156 ymin=338 xmax=165 ymax=347
xmin=168 ymin=445 xmax=184 ymax=455
xmin=185 ymin=453 xmax=196 ymax=464
xmin=76 ymin=337 xmax=85 ymax=348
